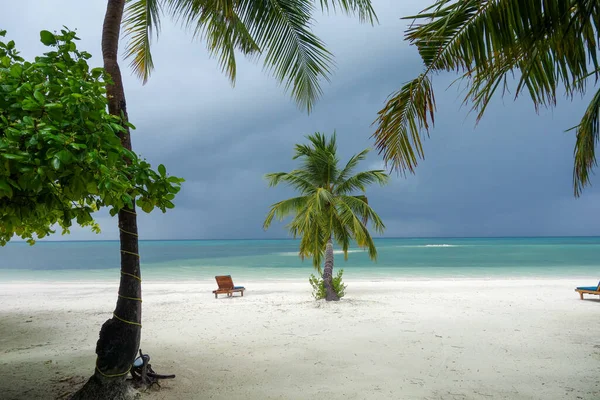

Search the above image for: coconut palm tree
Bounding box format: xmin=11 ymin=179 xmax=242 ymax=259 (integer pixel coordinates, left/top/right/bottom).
xmin=372 ymin=0 xmax=600 ymax=196
xmin=264 ymin=132 xmax=388 ymax=301
xmin=74 ymin=1 xmax=378 ymax=398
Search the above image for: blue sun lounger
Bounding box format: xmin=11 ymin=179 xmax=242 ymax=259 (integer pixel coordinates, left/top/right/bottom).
xmin=575 ymin=281 xmax=600 ymax=300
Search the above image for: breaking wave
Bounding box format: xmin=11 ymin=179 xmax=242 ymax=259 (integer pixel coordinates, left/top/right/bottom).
xmin=395 ymin=244 xmax=460 ymax=248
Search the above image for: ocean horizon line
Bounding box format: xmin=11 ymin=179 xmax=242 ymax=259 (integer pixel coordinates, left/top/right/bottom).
xmin=6 ymin=235 xmax=600 ymax=244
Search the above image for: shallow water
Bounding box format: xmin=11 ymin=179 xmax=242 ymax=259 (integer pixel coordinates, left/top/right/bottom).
xmin=0 ymin=237 xmax=599 ymax=282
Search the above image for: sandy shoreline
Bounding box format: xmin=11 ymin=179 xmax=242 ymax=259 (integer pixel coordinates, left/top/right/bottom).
xmin=1 ymin=279 xmax=599 ymax=399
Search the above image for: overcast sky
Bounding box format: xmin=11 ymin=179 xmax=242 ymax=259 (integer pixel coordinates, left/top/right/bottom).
xmin=2 ymin=1 xmax=600 ymax=240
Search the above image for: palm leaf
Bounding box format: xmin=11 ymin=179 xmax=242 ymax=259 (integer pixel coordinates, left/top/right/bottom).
xmin=573 ymin=87 xmax=600 ymax=196
xmin=288 ymin=195 xmax=328 ymax=269
xmin=335 ymin=148 xmax=369 ymax=184
xmin=331 ymin=211 xmax=351 ymax=260
xmin=318 ymin=0 xmax=378 ymax=23
xmin=333 ymin=197 xmax=377 ymax=259
xmin=164 ymin=0 xmax=260 ymax=82
xmin=372 ymin=74 xmax=435 ymax=172
xmin=314 ymin=187 xmax=334 ymax=213
xmin=374 ymin=0 xmax=600 ymax=192
xmin=294 ymin=132 xmax=340 ymax=186
xmin=263 ymin=195 xmax=311 ymax=229
xmin=124 ymin=0 xmax=377 ymax=110
xmin=335 ymin=169 xmax=388 ymax=195
xmin=340 ymin=194 xmax=385 ymax=234
xmin=236 ymin=0 xmax=334 ymax=112
xmin=237 ymin=1 xmax=378 ymax=110
xmin=265 ymin=170 xmax=317 ymax=193
xmin=123 ymin=0 xmax=162 ymax=84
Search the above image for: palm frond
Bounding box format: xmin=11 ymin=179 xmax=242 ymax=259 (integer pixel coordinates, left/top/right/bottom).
xmin=263 ymin=195 xmax=311 ymax=229
xmin=372 ymin=74 xmax=434 ymax=172
xmin=336 ymin=148 xmax=370 ymax=184
xmin=236 ymin=0 xmax=334 ymax=112
xmin=164 ymin=0 xmax=260 ymax=83
xmin=331 ymin=212 xmax=351 ymax=260
xmin=448 ymin=0 xmax=600 ymax=118
xmin=318 ymin=0 xmax=378 ymax=24
xmin=351 ymin=194 xmax=369 ymax=226
xmin=300 ymin=211 xmax=327 ymax=270
xmin=294 ymin=131 xmax=331 ymax=156
xmin=193 ymin=8 xmax=260 ymax=83
xmin=333 ymin=197 xmax=377 ymax=259
xmin=286 ymin=197 xmax=315 ymax=237
xmin=264 ymin=171 xmax=289 ymax=187
xmin=293 ymin=132 xmax=340 ymax=186
xmin=123 ymin=0 xmax=162 ymax=84
xmin=339 ymin=194 xmax=385 ymax=234
xmin=404 ymin=0 xmax=598 ymax=87
xmin=122 ymin=0 xmax=377 ymax=108
xmin=293 ymin=143 xmax=314 ymax=159
xmin=374 ymin=0 xmax=600 ymax=192
xmin=264 ymin=170 xmax=317 ymax=193
xmin=573 ymin=87 xmax=600 ymax=196
xmin=309 ymin=131 xmax=333 ymax=150
xmin=335 ymin=169 xmax=388 ymax=195
xmin=286 ymin=196 xmax=328 ymax=269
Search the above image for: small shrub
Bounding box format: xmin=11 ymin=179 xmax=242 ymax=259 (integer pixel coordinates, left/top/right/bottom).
xmin=309 ymin=269 xmax=347 ymax=300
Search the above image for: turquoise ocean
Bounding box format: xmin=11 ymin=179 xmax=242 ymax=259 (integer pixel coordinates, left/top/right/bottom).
xmin=0 ymin=237 xmax=599 ymax=282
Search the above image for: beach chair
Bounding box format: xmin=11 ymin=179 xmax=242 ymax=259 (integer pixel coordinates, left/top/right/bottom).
xmin=575 ymin=281 xmax=600 ymax=300
xmin=213 ymin=275 xmax=245 ymax=299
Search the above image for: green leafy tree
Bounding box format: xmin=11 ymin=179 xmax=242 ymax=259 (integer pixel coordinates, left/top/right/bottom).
xmin=0 ymin=29 xmax=182 ymax=399
xmin=0 ymin=29 xmax=181 ymax=245
xmin=372 ymin=0 xmax=600 ymax=196
xmin=72 ymin=1 xmax=380 ymax=398
xmin=264 ymin=133 xmax=388 ymax=301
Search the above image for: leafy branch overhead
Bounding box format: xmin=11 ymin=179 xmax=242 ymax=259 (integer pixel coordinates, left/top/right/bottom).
xmin=0 ymin=29 xmax=184 ymax=245
xmin=122 ymin=0 xmax=377 ymax=112
xmin=373 ymin=0 xmax=600 ymax=195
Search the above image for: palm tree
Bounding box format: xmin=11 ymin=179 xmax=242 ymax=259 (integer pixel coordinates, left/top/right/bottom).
xmin=264 ymin=133 xmax=388 ymax=301
xmin=372 ymin=0 xmax=600 ymax=196
xmin=74 ymin=1 xmax=378 ymax=398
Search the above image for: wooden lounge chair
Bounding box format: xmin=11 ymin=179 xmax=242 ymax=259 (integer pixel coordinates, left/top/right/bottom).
xmin=575 ymin=281 xmax=600 ymax=300
xmin=213 ymin=275 xmax=245 ymax=299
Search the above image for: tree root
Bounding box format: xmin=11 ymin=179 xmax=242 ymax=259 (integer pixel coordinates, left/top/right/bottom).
xmin=69 ymin=349 xmax=174 ymax=399
xmin=128 ymin=349 xmax=176 ymax=390
xmin=70 ymin=374 xmax=139 ymax=400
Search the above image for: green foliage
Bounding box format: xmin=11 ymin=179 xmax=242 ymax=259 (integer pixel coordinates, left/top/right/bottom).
xmin=373 ymin=0 xmax=600 ymax=196
xmin=121 ymin=0 xmax=377 ymax=111
xmin=0 ymin=28 xmax=184 ymax=245
xmin=309 ymin=269 xmax=347 ymax=300
xmin=264 ymin=132 xmax=388 ymax=268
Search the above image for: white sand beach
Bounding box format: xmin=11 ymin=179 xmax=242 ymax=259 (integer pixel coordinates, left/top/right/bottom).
xmin=1 ymin=279 xmax=599 ymax=400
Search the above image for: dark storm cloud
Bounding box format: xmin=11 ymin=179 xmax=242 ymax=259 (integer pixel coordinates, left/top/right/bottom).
xmin=2 ymin=1 xmax=599 ymax=241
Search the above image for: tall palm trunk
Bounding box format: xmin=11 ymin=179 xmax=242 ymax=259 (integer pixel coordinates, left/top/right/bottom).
xmin=72 ymin=1 xmax=142 ymax=398
xmin=322 ymin=237 xmax=339 ymax=301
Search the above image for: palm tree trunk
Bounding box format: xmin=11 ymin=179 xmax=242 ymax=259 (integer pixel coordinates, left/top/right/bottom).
xmin=72 ymin=1 xmax=141 ymax=398
xmin=322 ymin=237 xmax=340 ymax=301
